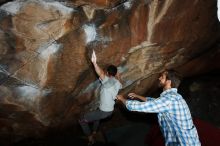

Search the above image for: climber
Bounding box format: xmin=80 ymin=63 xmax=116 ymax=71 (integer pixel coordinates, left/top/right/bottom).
xmin=79 ymin=50 xmax=122 ymax=145
xmin=116 ymin=70 xmax=201 ymax=146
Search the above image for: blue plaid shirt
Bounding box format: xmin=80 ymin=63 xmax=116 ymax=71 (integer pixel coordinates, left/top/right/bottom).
xmin=126 ymin=88 xmax=201 ymax=146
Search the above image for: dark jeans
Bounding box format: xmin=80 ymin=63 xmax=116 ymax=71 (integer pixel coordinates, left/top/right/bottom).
xmin=79 ymin=109 xmax=113 ymax=136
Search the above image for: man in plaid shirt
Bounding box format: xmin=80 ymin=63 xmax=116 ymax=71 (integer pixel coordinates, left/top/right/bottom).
xmin=117 ymin=70 xmax=201 ymax=146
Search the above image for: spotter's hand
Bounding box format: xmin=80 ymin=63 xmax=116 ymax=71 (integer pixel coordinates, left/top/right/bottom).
xmin=128 ymin=93 xmax=137 ymax=99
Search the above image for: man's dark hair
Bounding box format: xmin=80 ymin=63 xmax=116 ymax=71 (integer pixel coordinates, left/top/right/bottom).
xmin=107 ymin=65 xmax=117 ymax=76
xmin=165 ymin=70 xmax=181 ymax=88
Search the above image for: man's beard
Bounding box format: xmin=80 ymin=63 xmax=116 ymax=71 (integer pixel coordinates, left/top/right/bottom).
xmin=158 ymin=81 xmax=165 ymax=88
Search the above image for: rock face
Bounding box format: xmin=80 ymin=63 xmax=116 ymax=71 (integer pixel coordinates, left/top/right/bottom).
xmin=0 ymin=0 xmax=219 ymax=144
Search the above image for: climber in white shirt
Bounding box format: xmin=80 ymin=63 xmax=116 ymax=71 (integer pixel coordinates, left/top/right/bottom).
xmin=79 ymin=50 xmax=122 ymax=145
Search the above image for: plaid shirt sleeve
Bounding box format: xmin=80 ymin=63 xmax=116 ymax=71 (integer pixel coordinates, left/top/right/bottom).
xmin=126 ymin=96 xmax=170 ymax=113
xmin=146 ymin=97 xmax=154 ymax=101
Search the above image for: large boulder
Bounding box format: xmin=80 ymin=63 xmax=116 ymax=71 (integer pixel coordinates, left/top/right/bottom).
xmin=0 ymin=0 xmax=219 ymax=143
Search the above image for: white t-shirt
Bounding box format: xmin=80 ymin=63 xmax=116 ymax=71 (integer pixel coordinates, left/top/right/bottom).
xmin=99 ymin=76 xmax=122 ymax=112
